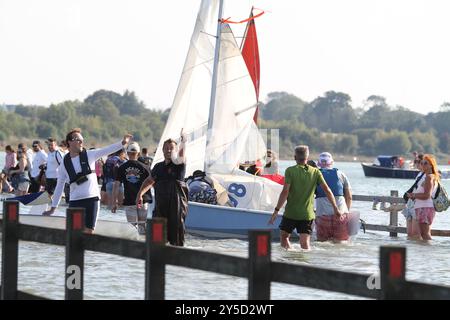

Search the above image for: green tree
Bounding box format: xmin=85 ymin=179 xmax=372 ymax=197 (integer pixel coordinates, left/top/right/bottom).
xmin=260 ymin=92 xmax=307 ymax=122
xmin=36 ymin=122 xmax=57 ymax=138
xmin=308 ymin=91 xmax=357 ymax=133
xmin=376 ymin=130 xmax=412 ymax=155
xmin=408 ymin=130 xmax=439 ymax=153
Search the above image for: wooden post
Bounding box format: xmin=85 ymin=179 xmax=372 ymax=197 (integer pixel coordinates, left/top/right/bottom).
xmin=389 ymin=190 xmax=399 ymax=237
xmin=248 ymin=230 xmax=271 ymax=300
xmin=1 ymin=200 xmax=20 ymax=300
xmin=380 ymin=246 xmax=406 ymax=299
xmin=145 ymin=218 xmax=167 ymax=300
xmin=65 ymin=208 xmax=85 ymax=300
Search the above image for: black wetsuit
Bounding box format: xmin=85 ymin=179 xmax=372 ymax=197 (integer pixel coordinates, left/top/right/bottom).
xmin=151 ymin=161 xmax=188 ymax=246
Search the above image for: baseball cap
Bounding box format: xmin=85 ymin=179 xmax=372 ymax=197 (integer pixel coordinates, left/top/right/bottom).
xmin=126 ymin=142 xmax=140 ymax=153
xmin=318 ymin=152 xmax=334 ymax=166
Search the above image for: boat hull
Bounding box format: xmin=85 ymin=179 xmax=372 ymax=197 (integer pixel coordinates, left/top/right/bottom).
xmin=185 ymin=201 xmax=282 ymax=239
xmin=13 ymin=214 xmax=142 ymax=240
xmin=361 ymin=163 xmax=420 ymax=179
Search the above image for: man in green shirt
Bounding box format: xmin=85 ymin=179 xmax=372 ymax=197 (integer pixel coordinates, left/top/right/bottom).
xmin=268 ymin=145 xmax=342 ymax=249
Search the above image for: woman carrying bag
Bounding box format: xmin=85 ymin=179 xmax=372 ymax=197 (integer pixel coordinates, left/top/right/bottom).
xmin=407 ymin=154 xmax=439 ymax=241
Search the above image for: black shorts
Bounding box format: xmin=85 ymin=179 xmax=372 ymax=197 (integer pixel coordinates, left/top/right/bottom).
xmin=279 ymin=216 xmax=314 ymax=235
xmin=69 ymin=197 xmax=99 ymax=230
xmin=45 ymin=178 xmax=57 ymax=195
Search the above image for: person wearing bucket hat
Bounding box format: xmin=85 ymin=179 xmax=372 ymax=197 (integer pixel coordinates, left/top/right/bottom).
xmin=315 ymin=152 xmax=355 ymax=242
xmin=113 ymin=142 xmax=152 ymax=235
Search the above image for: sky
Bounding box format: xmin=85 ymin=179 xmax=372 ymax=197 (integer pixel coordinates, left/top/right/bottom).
xmin=1 ymin=0 xmax=450 ymax=114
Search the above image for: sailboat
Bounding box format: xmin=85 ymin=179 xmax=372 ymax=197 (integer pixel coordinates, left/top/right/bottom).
xmin=153 ymin=0 xmax=284 ymax=238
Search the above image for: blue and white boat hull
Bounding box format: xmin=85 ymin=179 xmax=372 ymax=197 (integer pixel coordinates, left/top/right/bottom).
xmin=185 ymin=201 xmax=282 ymax=239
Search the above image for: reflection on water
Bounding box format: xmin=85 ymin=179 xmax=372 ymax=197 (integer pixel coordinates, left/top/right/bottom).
xmin=1 ymin=161 xmax=450 ymax=299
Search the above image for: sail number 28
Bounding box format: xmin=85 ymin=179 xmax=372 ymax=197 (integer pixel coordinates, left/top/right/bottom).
xmin=228 ymin=183 xmax=247 ymax=207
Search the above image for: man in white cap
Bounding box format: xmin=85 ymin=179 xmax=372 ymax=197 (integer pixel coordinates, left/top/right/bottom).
xmin=112 ymin=142 xmax=152 ymax=235
xmin=315 ymin=152 xmax=354 ymax=242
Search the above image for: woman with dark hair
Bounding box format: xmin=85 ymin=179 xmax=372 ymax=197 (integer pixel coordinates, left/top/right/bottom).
xmin=3 ymin=145 xmax=17 ymax=175
xmin=9 ymin=148 xmax=30 ymax=196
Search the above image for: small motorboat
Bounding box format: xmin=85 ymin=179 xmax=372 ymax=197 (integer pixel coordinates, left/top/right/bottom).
xmin=361 ymin=155 xmax=420 ymax=179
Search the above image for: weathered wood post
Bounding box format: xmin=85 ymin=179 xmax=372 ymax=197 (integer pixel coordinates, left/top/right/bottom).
xmin=1 ymin=200 xmax=20 ymax=300
xmin=389 ymin=190 xmax=399 ymax=237
xmin=145 ymin=218 xmax=167 ymax=300
xmin=248 ymin=230 xmax=271 ymax=300
xmin=380 ymin=246 xmax=406 ymax=299
xmin=65 ymin=208 xmax=85 ymax=300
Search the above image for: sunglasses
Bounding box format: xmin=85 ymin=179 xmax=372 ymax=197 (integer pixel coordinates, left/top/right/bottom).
xmin=421 ymin=161 xmax=429 ymax=165
xmin=70 ymin=138 xmax=83 ymax=143
xmin=32 ymin=145 xmax=38 ymax=148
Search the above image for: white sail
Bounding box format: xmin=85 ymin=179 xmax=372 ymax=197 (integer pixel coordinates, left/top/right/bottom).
xmin=152 ymin=0 xmax=283 ymax=211
xmin=205 ymin=23 xmax=263 ymax=173
xmin=238 ymin=121 xmax=267 ymax=164
xmin=153 ymin=0 xmax=219 ymax=175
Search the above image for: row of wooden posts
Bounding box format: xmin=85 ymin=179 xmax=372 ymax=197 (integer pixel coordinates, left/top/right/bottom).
xmin=1 ymin=192 xmax=450 ymax=300
xmin=354 ymin=190 xmax=450 ymax=237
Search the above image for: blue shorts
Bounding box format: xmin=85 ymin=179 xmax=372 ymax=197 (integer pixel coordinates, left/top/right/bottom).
xmin=69 ymin=197 xmax=99 ymax=230
xmin=402 ymin=199 xmax=416 ymax=220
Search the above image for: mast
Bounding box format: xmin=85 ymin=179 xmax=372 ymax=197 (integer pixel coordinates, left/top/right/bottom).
xmin=205 ymin=0 xmax=225 ymax=173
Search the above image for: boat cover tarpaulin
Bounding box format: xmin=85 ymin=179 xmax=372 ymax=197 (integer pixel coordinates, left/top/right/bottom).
xmin=6 ymin=191 xmax=50 ymax=206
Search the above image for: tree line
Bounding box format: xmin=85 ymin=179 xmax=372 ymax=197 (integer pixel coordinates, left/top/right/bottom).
xmin=258 ymin=91 xmax=450 ymax=159
xmin=0 ymin=90 xmax=168 ymax=150
xmin=1 ymin=89 xmax=449 ymax=159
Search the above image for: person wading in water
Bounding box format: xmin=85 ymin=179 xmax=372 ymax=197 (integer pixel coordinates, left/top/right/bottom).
xmin=43 ymin=128 xmax=132 ymax=234
xmin=136 ymin=131 xmax=188 ymax=246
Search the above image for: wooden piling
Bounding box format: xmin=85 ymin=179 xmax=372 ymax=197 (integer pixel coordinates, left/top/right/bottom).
xmin=145 ymin=218 xmax=167 ymax=300
xmin=380 ymin=246 xmax=406 ymax=299
xmin=248 ymin=230 xmax=271 ymax=300
xmin=389 ymin=190 xmax=399 ymax=237
xmin=65 ymin=208 xmax=85 ymax=300
xmin=1 ymin=200 xmax=20 ymax=300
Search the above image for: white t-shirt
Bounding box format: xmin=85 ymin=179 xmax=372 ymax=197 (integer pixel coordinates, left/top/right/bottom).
xmin=51 ymin=141 xmax=123 ymax=207
xmin=45 ymin=149 xmax=64 ymax=179
xmin=31 ymin=149 xmax=48 ymax=178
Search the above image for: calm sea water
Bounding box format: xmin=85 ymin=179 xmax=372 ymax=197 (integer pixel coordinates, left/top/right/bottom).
xmin=1 ymin=153 xmax=450 ymax=300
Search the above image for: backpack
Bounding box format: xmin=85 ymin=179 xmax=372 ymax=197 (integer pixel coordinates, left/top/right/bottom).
xmin=433 ymin=182 xmax=450 ymax=212
xmin=186 ymin=170 xmax=217 ymax=205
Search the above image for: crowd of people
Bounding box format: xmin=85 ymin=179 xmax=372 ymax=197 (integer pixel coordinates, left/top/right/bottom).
xmin=2 ymin=131 xmax=441 ymax=248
